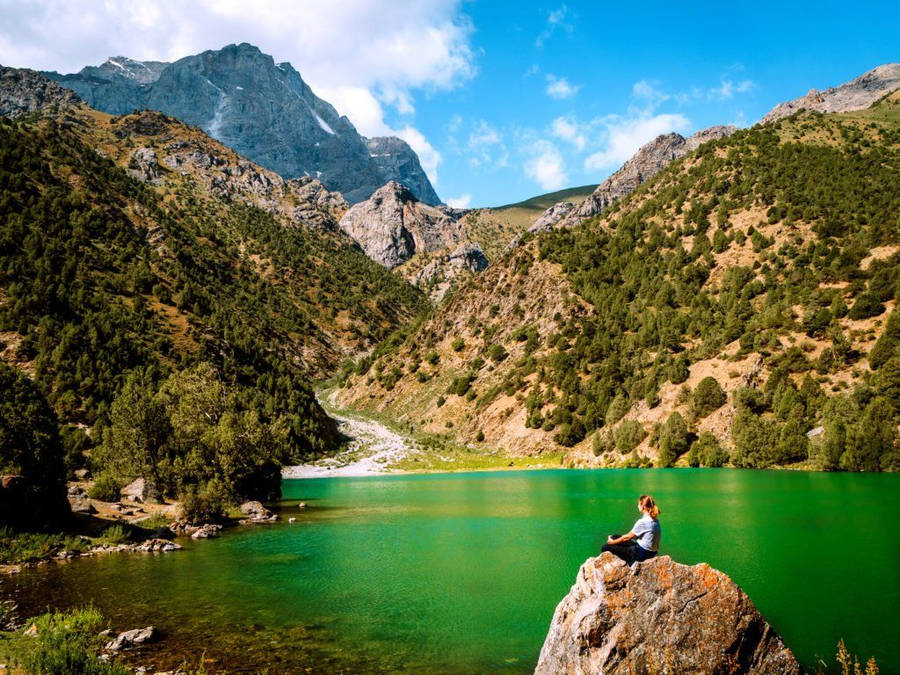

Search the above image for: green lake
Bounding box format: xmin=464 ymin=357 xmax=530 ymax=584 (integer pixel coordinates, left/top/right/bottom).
xmin=4 ymin=469 xmax=899 ymax=673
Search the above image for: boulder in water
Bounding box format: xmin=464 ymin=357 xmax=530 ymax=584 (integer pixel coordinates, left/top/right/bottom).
xmin=535 ymin=553 xmax=800 ymax=674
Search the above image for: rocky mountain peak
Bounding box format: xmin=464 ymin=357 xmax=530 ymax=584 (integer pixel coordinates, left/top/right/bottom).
xmin=339 ymin=181 xmax=463 ymax=268
xmin=554 ymin=124 xmax=736 ymax=231
xmin=0 ymin=65 xmax=81 ymax=118
xmin=762 ymin=62 xmax=900 ymax=122
xmin=43 ymin=43 xmax=441 ymax=205
xmin=92 ymin=56 xmax=168 ymax=84
xmin=365 ymin=136 xmax=441 ymax=206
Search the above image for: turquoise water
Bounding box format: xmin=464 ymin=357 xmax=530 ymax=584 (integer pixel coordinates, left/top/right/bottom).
xmin=4 ymin=469 xmax=900 ymax=672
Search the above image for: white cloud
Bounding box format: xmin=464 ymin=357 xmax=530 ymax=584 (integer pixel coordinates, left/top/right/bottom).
xmin=524 ymin=140 xmax=567 ymax=190
xmin=584 ymin=113 xmax=690 ymax=171
xmin=536 ymin=4 xmax=573 ymax=47
xmin=551 ymin=115 xmax=586 ymax=151
xmin=446 ymin=194 xmax=471 ymax=208
xmin=632 ymin=79 xmax=670 ymax=110
xmin=466 ymin=120 xmax=507 ymax=168
xmin=545 ymin=74 xmax=580 ymax=99
xmin=0 ymin=0 xmax=474 ymax=189
xmin=395 ymin=125 xmax=442 ymax=186
xmin=707 ymin=79 xmax=755 ymax=100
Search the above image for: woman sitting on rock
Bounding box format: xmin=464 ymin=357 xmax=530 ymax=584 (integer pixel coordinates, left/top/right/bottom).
xmin=602 ymin=494 xmax=661 ymax=565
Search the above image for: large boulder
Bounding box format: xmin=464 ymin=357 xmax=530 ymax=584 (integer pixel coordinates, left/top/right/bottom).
xmin=120 ymin=477 xmax=159 ymax=504
xmin=239 ymin=500 xmax=277 ymax=522
xmin=535 ymin=553 xmax=800 ymax=675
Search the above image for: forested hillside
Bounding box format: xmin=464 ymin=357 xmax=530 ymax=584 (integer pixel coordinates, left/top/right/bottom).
xmin=334 ymin=92 xmax=900 ymax=472
xmin=0 ymin=89 xmax=426 ymax=520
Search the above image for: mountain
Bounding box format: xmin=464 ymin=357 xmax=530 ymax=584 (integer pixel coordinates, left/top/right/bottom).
xmin=762 ymin=63 xmax=900 ymax=123
xmin=44 ymin=43 xmax=441 ymax=204
xmin=555 ymin=126 xmax=737 ymax=230
xmin=338 ymin=181 xmax=465 ymax=268
xmin=365 ymin=136 xmax=440 ymax=205
xmin=0 ymin=65 xmax=80 ymax=117
xmin=0 ymin=67 xmax=427 ymax=461
xmin=333 ymin=88 xmax=900 ymax=472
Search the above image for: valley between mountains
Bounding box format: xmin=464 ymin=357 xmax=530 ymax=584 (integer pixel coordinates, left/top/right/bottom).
xmin=0 ymin=55 xmax=898 ymax=537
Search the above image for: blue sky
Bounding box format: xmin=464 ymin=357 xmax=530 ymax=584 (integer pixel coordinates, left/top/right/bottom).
xmin=0 ymin=0 xmax=897 ymax=207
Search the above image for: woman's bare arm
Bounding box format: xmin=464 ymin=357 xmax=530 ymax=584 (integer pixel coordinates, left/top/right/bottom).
xmin=607 ymin=531 xmax=636 ymax=545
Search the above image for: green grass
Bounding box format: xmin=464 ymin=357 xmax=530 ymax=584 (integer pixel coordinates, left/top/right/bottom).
xmin=493 ymin=184 xmax=598 ymax=211
xmin=0 ymin=607 xmax=128 ymax=675
xmin=0 ymin=528 xmax=91 ymax=565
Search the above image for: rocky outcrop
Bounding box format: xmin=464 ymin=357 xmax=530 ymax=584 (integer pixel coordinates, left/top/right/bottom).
xmin=413 ymin=242 xmax=490 ymax=302
xmin=560 ymin=126 xmax=736 ymax=229
xmin=0 ymin=66 xmax=81 ymax=118
xmin=762 ymin=63 xmax=900 ymax=123
xmin=530 ymin=201 xmax=575 ymax=234
xmin=112 ymin=111 xmax=348 ymax=230
xmin=339 ymin=181 xmax=464 ymax=268
xmin=44 ymin=43 xmax=440 ymax=204
xmin=536 ymin=553 xmax=800 ymax=675
xmin=365 ymin=136 xmax=441 ymax=206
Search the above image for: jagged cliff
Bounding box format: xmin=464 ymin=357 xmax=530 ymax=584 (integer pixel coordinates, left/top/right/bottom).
xmin=338 ymin=181 xmax=464 ymax=268
xmin=557 ymin=125 xmax=737 ymax=230
xmin=44 ymin=44 xmax=440 ymax=204
xmin=762 ymin=63 xmax=900 ymax=123
xmin=536 ymin=553 xmax=801 ymax=674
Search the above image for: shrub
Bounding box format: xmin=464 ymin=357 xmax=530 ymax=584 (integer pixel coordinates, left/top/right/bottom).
xmin=87 ymin=475 xmax=122 ymax=503
xmin=475 ymin=430 xmax=485 ymax=442
xmin=848 ymin=293 xmax=885 ymax=320
xmin=486 ymin=344 xmax=508 ymax=362
xmin=657 ymin=412 xmax=689 ymax=467
xmin=98 ymin=525 xmax=129 ymax=546
xmin=554 ymin=420 xmax=586 ymax=447
xmin=693 ymin=377 xmax=726 ymax=418
xmin=178 ymin=485 xmax=227 ymax=524
xmin=605 ymin=394 xmax=630 ymax=427
xmin=451 ymin=337 xmax=465 ymax=352
xmin=688 ymin=433 xmax=729 ymax=467
xmin=668 ymin=356 xmax=690 ymax=384
xmin=614 ymin=420 xmax=646 ymax=453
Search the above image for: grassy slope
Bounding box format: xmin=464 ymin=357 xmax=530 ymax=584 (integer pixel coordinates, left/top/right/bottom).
xmin=334 ymin=95 xmax=900 ymax=469
xmin=459 ymin=184 xmax=597 ymax=261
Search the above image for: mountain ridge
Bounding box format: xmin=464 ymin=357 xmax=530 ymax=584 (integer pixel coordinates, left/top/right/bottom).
xmin=44 ymin=43 xmax=441 ymax=205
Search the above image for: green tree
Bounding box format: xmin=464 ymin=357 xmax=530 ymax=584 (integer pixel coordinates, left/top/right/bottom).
xmin=657 ymin=412 xmax=689 ymax=467
xmin=95 ymin=367 xmax=171 ymax=497
xmin=694 ymin=377 xmax=726 ymax=418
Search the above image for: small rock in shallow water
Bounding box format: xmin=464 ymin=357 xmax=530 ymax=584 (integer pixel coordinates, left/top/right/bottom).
xmin=239 ymin=500 xmax=277 ymax=522
xmin=190 ymin=524 xmax=222 ymax=539
xmin=104 ymin=625 xmax=157 ymax=652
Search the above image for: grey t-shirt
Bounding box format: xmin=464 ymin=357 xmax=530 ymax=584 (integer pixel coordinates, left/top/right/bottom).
xmin=631 ymin=514 xmax=661 ymax=552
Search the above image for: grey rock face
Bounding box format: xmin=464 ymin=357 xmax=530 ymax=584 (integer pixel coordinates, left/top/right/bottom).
xmin=530 ymin=201 xmax=575 ymax=234
xmin=561 ymin=125 xmax=736 ymax=228
xmin=44 ymin=44 xmax=440 ymax=204
xmin=0 ymin=66 xmax=81 ymax=118
xmin=536 ymin=553 xmax=801 ymax=675
xmin=365 ymin=136 xmax=441 ymax=205
xmin=339 ymin=181 xmax=464 ymax=268
xmin=762 ymin=63 xmax=900 ymax=123
xmin=413 ymin=241 xmax=489 ymax=302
